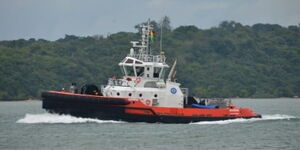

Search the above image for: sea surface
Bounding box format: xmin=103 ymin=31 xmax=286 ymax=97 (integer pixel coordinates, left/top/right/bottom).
xmin=0 ymin=98 xmax=300 ymax=150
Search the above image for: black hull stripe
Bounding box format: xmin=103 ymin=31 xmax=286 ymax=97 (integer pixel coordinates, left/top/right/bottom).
xmin=42 ymin=97 xmax=261 ymax=123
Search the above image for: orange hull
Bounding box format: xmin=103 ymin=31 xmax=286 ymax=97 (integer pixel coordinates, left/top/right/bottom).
xmin=42 ymin=91 xmax=261 ymax=123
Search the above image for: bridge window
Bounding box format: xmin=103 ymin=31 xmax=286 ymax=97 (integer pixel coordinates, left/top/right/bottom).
xmin=135 ymin=61 xmax=143 ymax=64
xmin=160 ymin=68 xmax=167 ymax=80
xmin=125 ymin=59 xmax=133 ymax=64
xmin=124 ymin=66 xmax=135 ymax=76
xmin=136 ymin=66 xmax=144 ymax=76
xmin=120 ymin=66 xmax=125 ymax=76
xmin=153 ymin=67 xmax=161 ymax=78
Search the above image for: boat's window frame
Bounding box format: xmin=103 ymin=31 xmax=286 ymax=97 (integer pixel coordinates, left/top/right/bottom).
xmin=120 ymin=66 xmax=126 ymax=76
xmin=135 ymin=66 xmax=145 ymax=77
xmin=124 ymin=65 xmax=135 ymax=77
xmin=125 ymin=59 xmax=134 ymax=64
xmin=135 ymin=61 xmax=143 ymax=64
xmin=153 ymin=67 xmax=162 ymax=78
xmin=160 ymin=67 xmax=167 ymax=80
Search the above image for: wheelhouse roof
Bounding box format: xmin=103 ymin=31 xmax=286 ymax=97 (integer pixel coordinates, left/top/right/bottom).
xmin=119 ymin=57 xmax=169 ymax=68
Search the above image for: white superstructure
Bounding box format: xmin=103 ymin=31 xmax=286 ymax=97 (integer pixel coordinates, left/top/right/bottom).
xmin=102 ymin=20 xmax=188 ymax=108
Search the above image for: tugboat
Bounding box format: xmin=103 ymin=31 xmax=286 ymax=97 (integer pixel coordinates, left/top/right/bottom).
xmin=42 ymin=20 xmax=261 ymax=123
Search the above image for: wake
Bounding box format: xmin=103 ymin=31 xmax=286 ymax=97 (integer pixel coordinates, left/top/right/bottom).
xmin=190 ymin=114 xmax=298 ymax=125
xmin=16 ymin=113 xmax=124 ymax=124
xmin=16 ymin=113 xmax=298 ymax=124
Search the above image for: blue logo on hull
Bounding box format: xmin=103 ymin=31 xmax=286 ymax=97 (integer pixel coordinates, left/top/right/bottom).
xmin=170 ymin=88 xmax=177 ymax=94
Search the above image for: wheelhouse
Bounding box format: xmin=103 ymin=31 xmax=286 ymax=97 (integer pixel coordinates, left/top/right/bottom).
xmin=119 ymin=57 xmax=169 ymax=80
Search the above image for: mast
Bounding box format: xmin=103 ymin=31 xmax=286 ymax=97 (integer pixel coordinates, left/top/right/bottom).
xmin=127 ymin=19 xmax=167 ymax=64
xmin=160 ymin=19 xmax=163 ymax=52
xmin=130 ymin=19 xmax=154 ymax=59
xmin=146 ymin=19 xmax=150 ymax=55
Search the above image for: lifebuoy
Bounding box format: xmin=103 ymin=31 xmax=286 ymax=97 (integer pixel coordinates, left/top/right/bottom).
xmin=145 ymin=99 xmax=151 ymax=105
xmin=136 ymin=77 xmax=141 ymax=83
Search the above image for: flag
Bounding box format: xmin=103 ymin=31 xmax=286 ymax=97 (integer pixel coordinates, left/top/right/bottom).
xmin=150 ymin=31 xmax=154 ymax=41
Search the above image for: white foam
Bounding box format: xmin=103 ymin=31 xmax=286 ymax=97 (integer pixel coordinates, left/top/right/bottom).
xmin=190 ymin=114 xmax=298 ymax=125
xmin=16 ymin=113 xmax=124 ymax=124
xmin=17 ymin=113 xmax=297 ymax=124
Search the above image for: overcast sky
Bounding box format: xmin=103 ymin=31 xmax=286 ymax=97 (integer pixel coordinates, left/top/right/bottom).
xmin=0 ymin=0 xmax=299 ymax=41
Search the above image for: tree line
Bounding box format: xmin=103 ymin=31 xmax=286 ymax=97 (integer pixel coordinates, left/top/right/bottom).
xmin=0 ymin=18 xmax=299 ymax=100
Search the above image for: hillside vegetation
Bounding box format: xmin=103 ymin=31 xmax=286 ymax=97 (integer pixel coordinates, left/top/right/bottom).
xmin=0 ymin=20 xmax=300 ymax=99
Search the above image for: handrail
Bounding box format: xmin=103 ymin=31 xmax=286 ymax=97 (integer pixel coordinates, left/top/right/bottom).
xmin=127 ymin=54 xmax=166 ymax=63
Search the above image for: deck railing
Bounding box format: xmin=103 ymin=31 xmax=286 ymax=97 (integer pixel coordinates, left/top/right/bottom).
xmin=127 ymin=54 xmax=166 ymax=63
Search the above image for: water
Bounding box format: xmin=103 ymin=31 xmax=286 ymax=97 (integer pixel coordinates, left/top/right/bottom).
xmin=1 ymin=98 xmax=300 ymax=150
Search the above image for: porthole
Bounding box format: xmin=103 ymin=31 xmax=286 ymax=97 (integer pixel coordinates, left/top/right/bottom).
xmin=147 ymin=67 xmax=150 ymax=71
xmin=154 ymin=94 xmax=157 ymax=97
xmin=117 ymin=92 xmax=120 ymax=96
xmin=128 ymin=93 xmax=132 ymax=97
xmin=139 ymin=93 xmax=143 ymax=97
